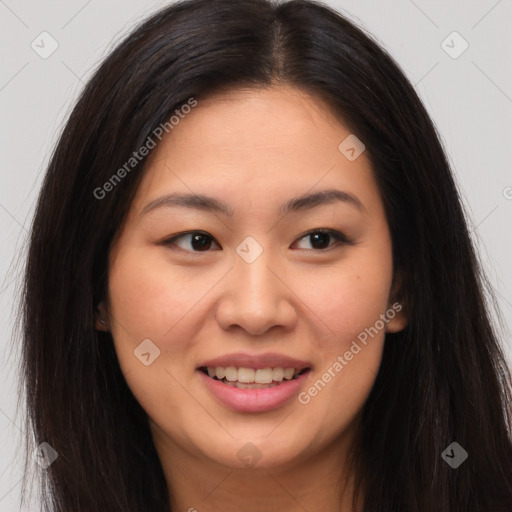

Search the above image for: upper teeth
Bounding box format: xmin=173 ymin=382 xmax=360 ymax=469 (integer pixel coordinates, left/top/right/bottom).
xmin=206 ymin=366 xmax=299 ymax=383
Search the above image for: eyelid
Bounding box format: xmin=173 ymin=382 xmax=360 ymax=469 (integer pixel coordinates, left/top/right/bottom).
xmin=161 ymin=230 xmax=222 ymax=252
xmin=294 ymin=228 xmax=352 ymax=247
xmin=161 ymin=228 xmax=353 ymax=252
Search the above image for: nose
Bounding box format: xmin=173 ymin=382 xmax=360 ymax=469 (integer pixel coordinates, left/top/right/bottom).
xmin=215 ymin=249 xmax=297 ymax=336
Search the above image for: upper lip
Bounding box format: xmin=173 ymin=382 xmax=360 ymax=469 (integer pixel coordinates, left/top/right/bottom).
xmin=197 ymin=352 xmax=312 ymax=371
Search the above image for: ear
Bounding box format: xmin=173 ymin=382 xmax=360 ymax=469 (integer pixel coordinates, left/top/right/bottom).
xmin=94 ymin=301 xmax=109 ymax=331
xmin=385 ymin=269 xmax=408 ymax=334
xmin=385 ymin=302 xmax=407 ymax=333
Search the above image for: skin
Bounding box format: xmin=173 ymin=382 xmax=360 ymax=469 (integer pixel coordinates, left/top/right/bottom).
xmin=96 ymin=85 xmax=407 ymax=512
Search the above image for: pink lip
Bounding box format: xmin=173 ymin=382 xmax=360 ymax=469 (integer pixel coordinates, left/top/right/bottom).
xmin=198 ymin=369 xmax=311 ymax=413
xmin=197 ymin=352 xmax=312 ymax=371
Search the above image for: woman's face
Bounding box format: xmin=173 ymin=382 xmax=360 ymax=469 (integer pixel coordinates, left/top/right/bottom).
xmin=98 ymin=85 xmax=406 ymax=470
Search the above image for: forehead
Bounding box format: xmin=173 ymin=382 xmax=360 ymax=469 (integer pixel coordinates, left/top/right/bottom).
xmin=155 ymin=86 xmax=349 ymax=163
xmin=130 ymin=85 xmax=378 ymax=218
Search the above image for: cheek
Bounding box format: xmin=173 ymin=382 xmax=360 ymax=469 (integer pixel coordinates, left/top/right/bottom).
xmin=291 ymin=245 xmax=393 ymax=437
xmin=301 ymin=249 xmax=393 ymax=357
xmin=107 ymin=245 xmax=208 ymax=342
xmin=106 ymin=248 xmax=204 ymax=427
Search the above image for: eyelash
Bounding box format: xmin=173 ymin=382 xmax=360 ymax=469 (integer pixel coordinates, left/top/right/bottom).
xmin=161 ymin=229 xmax=353 ymax=253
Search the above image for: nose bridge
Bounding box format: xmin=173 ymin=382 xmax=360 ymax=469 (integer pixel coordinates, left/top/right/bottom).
xmin=215 ymin=235 xmax=296 ymax=335
xmin=234 ymin=237 xmax=280 ymax=308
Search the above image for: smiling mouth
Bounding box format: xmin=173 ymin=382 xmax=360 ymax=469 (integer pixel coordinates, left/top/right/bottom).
xmin=198 ymin=366 xmax=311 ymax=389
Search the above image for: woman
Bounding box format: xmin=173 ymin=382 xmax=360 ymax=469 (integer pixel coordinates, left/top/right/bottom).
xmin=18 ymin=0 xmax=512 ymax=510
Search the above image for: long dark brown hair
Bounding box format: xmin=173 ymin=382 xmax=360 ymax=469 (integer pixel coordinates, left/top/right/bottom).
xmin=16 ymin=0 xmax=512 ymax=510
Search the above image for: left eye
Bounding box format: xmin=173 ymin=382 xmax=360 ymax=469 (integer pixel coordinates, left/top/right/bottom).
xmin=162 ymin=229 xmax=350 ymax=253
xmin=293 ymin=229 xmax=351 ymax=251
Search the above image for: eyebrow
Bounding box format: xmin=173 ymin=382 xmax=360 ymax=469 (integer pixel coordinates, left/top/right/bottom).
xmin=139 ymin=188 xmax=364 ymax=219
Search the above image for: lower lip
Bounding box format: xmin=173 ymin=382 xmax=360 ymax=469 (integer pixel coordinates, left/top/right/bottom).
xmin=198 ymin=370 xmax=310 ymax=413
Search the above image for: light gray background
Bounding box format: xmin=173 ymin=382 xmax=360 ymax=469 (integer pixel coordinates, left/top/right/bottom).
xmin=1 ymin=1 xmax=511 ymax=509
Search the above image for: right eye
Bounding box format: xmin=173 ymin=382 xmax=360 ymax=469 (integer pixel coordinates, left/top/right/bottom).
xmin=161 ymin=231 xmax=221 ymax=252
